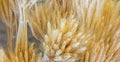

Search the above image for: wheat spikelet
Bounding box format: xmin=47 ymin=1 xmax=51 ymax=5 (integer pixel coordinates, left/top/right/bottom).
xmin=43 ymin=16 xmax=89 ymax=61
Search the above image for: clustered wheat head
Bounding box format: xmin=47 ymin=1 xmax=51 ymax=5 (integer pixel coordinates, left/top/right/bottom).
xmin=0 ymin=0 xmax=120 ymax=62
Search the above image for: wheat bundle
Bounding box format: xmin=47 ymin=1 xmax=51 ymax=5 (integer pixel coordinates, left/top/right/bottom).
xmin=0 ymin=0 xmax=120 ymax=62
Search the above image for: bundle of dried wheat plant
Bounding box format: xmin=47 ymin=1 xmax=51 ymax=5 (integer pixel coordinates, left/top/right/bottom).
xmin=0 ymin=0 xmax=120 ymax=62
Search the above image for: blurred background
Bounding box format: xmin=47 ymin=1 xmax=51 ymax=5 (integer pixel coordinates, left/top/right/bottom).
xmin=0 ymin=20 xmax=7 ymax=48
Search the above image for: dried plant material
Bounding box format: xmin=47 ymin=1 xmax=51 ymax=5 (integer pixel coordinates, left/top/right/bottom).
xmin=1 ymin=1 xmax=42 ymax=61
xmin=39 ymin=0 xmax=120 ymax=62
xmin=1 ymin=21 xmax=42 ymax=62
xmin=0 ymin=0 xmax=18 ymax=27
xmin=0 ymin=0 xmax=120 ymax=62
xmin=0 ymin=0 xmax=18 ymax=51
xmin=72 ymin=0 xmax=120 ymax=44
xmin=84 ymin=39 xmax=120 ymax=62
xmin=43 ymin=16 xmax=89 ymax=62
xmin=27 ymin=0 xmax=75 ymax=41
